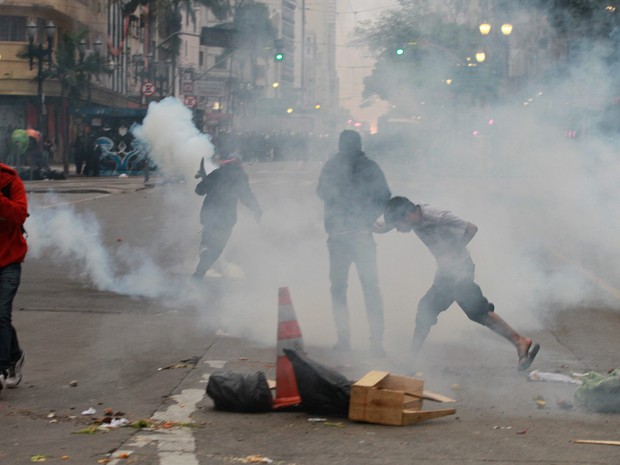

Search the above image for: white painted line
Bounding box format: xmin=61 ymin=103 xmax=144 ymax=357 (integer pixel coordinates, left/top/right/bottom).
xmin=108 ymin=388 xmax=205 ymax=465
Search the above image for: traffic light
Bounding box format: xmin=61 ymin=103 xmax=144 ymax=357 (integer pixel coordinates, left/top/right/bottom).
xmin=274 ymin=38 xmax=284 ymax=62
xmin=395 ymin=47 xmax=405 ymax=56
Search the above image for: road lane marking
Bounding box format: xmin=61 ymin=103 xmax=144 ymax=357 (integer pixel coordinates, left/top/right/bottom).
xmin=108 ymin=387 xmax=206 ymax=465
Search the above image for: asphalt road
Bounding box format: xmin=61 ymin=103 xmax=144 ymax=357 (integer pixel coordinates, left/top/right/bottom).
xmin=1 ymin=163 xmax=619 ymax=465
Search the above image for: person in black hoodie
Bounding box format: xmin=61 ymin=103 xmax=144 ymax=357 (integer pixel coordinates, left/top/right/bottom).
xmin=192 ymin=143 xmax=262 ymax=280
xmin=317 ymin=130 xmax=391 ymax=356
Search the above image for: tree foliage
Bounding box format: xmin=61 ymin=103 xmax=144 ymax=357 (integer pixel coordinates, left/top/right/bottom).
xmin=18 ymin=28 xmax=108 ymax=105
xmin=352 ymin=2 xmax=481 ymax=108
xmin=353 ymin=0 xmax=620 ymax=109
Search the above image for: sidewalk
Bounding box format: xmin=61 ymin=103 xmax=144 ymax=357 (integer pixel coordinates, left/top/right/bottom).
xmin=22 ymin=164 xmax=155 ymax=194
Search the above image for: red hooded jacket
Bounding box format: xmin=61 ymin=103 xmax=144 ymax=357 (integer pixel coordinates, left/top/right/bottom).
xmin=0 ymin=163 xmax=28 ymax=267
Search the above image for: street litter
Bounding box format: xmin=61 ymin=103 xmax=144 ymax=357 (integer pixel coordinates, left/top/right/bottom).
xmin=575 ymin=369 xmax=620 ymax=413
xmin=307 ymin=417 xmax=326 ymax=422
xmin=69 ymin=380 xmax=78 ymax=387
xmin=207 ymin=289 xmax=456 ymax=426
xmin=571 ymin=439 xmax=620 ymax=447
xmin=528 ymin=370 xmax=582 ymax=385
xmin=100 ymin=418 xmax=130 ymax=429
xmin=81 ymin=407 xmax=96 ymax=415
xmin=349 ymin=371 xmax=456 ymax=426
xmin=557 ymin=399 xmax=574 ymax=410
xmin=241 ymin=455 xmax=273 ymax=463
xmin=324 ymin=421 xmax=345 ymax=427
xmin=534 ymin=396 xmax=546 ymax=409
xmin=30 ymin=455 xmax=47 ymax=462
xmin=492 ymin=425 xmax=513 ymax=430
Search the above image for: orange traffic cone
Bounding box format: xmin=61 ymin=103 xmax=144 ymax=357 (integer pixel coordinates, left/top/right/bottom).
xmin=273 ymin=286 xmax=305 ymax=409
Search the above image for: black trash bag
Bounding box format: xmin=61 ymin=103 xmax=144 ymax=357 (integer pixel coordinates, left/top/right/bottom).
xmin=284 ymin=348 xmax=352 ymax=417
xmin=206 ymin=371 xmax=273 ymax=413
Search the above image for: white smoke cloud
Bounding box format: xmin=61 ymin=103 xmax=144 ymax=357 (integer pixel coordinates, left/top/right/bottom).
xmin=132 ymin=96 xmax=217 ymax=181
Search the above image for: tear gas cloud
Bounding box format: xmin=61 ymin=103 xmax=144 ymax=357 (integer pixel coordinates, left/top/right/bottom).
xmin=132 ymin=96 xmax=217 ymax=181
xmin=23 ymin=5 xmax=620 ymax=366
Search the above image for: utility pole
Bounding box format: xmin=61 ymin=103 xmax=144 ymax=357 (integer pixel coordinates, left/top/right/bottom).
xmin=301 ymin=0 xmax=306 ymax=107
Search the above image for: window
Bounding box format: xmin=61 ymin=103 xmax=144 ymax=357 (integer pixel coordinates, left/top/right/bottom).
xmin=0 ymin=16 xmax=27 ymax=42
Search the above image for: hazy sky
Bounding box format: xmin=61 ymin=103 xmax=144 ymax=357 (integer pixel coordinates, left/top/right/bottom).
xmin=336 ymin=0 xmax=399 ymax=127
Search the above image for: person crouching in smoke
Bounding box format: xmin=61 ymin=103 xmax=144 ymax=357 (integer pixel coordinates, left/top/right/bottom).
xmin=375 ymin=196 xmax=540 ymax=372
xmin=192 ymin=142 xmax=262 ymax=280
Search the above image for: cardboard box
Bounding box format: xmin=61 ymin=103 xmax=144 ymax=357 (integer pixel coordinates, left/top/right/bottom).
xmin=349 ymin=371 xmax=456 ymax=426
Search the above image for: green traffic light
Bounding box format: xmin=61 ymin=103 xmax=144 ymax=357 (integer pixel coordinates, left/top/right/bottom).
xmin=396 ymin=48 xmax=404 ymax=56
xmin=275 ymin=52 xmax=284 ymax=61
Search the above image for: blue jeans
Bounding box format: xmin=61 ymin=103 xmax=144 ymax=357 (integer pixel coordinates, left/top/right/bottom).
xmin=327 ymin=232 xmax=384 ymax=346
xmin=0 ymin=262 xmax=23 ymax=373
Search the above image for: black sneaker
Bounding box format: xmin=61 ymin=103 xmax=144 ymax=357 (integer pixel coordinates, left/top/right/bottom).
xmin=6 ymin=352 xmax=25 ymax=388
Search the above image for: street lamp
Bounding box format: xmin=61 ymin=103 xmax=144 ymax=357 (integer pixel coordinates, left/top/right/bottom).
xmin=153 ymin=58 xmax=172 ymax=97
xmin=78 ymin=36 xmax=103 ymax=102
xmin=478 ymin=21 xmax=513 ymax=89
xmin=26 ymin=19 xmax=55 ymax=137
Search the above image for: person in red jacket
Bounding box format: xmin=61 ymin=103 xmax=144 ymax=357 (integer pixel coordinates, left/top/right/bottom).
xmin=0 ymin=163 xmax=28 ymax=394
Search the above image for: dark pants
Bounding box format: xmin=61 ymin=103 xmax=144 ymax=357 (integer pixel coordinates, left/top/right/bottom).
xmin=416 ymin=267 xmax=494 ymax=331
xmin=194 ymin=224 xmax=233 ymax=278
xmin=75 ymin=151 xmax=86 ymax=175
xmin=327 ymin=232 xmax=384 ymax=347
xmin=0 ymin=263 xmax=23 ymax=373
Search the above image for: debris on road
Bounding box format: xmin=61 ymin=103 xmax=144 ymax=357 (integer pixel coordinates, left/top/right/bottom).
xmin=575 ymin=369 xmax=620 ymax=413
xmin=571 ymin=439 xmax=620 ymax=447
xmin=528 ymin=370 xmax=583 ymax=385
xmin=81 ymin=407 xmax=96 ymax=415
xmin=241 ymin=455 xmax=274 ymax=463
xmin=557 ymin=399 xmax=574 ymax=410
xmin=69 ymin=380 xmax=78 ymax=387
xmin=30 ymin=455 xmax=47 ymax=462
xmin=324 ymin=421 xmax=345 ymax=427
xmin=349 ymin=371 xmax=456 ymax=426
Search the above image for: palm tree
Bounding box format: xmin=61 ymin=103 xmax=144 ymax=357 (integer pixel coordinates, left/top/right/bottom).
xmin=19 ymin=28 xmax=108 ymax=174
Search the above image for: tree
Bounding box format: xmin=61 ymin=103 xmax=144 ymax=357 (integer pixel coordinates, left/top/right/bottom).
xmin=122 ymin=0 xmax=232 ymax=58
xmin=18 ymin=28 xmax=109 ymax=173
xmin=352 ymin=2 xmax=480 ymax=110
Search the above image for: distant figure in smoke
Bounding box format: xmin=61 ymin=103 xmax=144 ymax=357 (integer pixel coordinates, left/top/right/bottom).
xmin=317 ymin=130 xmax=391 ymax=356
xmin=375 ymin=196 xmax=540 ymax=371
xmin=0 ymin=163 xmax=28 ymax=394
xmin=84 ymin=140 xmax=101 ymax=177
xmin=192 ymin=142 xmax=262 ymax=280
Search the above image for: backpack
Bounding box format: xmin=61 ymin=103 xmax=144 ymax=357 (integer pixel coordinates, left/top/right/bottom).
xmin=1 ymin=182 xmax=28 ymax=236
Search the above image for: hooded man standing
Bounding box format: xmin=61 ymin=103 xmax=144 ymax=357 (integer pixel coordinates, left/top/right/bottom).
xmin=192 ymin=144 xmax=262 ymax=280
xmin=317 ymin=130 xmax=391 ymax=356
xmin=0 ymin=163 xmax=28 ymax=393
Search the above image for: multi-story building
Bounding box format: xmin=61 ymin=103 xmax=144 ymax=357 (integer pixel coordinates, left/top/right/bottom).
xmin=0 ymin=0 xmax=154 ymax=172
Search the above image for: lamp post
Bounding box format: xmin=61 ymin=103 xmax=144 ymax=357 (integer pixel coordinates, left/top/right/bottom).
xmin=153 ymin=58 xmax=172 ymax=97
xmin=478 ymin=21 xmax=513 ymax=92
xmin=26 ymin=19 xmax=55 ymax=178
xmin=78 ymin=36 xmax=103 ymax=102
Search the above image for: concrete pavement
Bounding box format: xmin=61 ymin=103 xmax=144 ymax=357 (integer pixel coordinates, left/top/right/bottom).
xmin=4 ymin=167 xmax=620 ymax=465
xmin=23 ymin=173 xmax=154 ymax=195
